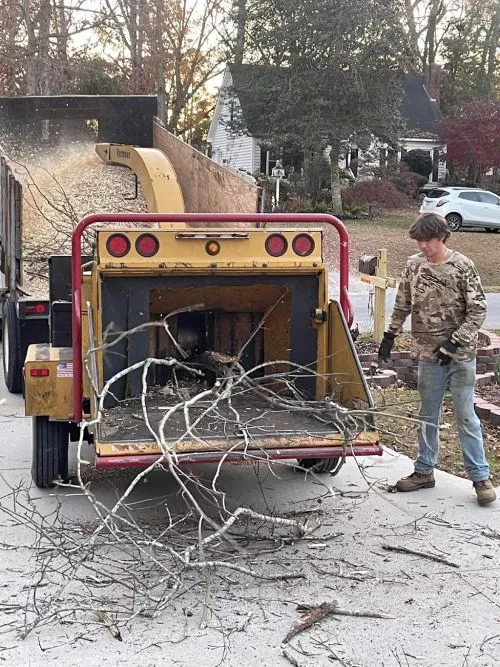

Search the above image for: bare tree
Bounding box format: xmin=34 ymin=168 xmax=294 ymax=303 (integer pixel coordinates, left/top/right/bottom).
xmin=403 ymin=0 xmax=460 ymax=69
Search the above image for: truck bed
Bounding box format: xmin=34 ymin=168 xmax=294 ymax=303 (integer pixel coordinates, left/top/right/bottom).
xmin=98 ymin=387 xmax=337 ymax=445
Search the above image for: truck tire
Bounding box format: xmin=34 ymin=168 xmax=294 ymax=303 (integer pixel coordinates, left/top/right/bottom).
xmin=2 ymin=297 xmax=23 ymax=394
xmin=32 ymin=417 xmax=69 ymax=489
xmin=296 ymin=457 xmax=345 ymax=476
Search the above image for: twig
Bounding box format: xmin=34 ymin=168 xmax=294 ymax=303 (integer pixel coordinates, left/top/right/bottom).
xmin=284 ymin=602 xmax=338 ymax=643
xmin=382 ymin=545 xmax=460 ymax=568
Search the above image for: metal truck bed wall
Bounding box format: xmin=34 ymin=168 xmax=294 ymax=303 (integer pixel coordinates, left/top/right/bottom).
xmin=1 ymin=156 xmax=50 ymax=393
xmin=0 ymin=156 xmax=22 ymax=294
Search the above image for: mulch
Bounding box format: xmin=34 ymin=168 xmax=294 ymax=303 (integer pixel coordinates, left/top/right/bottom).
xmin=475 ymin=383 xmax=500 ymax=405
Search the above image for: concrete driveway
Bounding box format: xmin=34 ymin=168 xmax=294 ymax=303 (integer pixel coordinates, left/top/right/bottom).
xmin=1 ymin=354 xmax=500 ymax=666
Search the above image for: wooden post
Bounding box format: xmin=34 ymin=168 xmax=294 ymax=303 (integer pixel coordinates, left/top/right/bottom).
xmin=374 ymin=248 xmax=388 ymax=343
xmin=359 ymin=249 xmax=396 ymax=343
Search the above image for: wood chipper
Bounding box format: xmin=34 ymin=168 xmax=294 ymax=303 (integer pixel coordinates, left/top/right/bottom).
xmin=16 ymin=144 xmax=382 ymax=487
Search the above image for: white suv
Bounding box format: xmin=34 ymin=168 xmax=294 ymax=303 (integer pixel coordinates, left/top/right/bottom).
xmin=419 ymin=187 xmax=500 ymax=232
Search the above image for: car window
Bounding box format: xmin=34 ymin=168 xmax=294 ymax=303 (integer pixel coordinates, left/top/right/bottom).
xmin=478 ymin=192 xmax=499 ymax=205
xmin=427 ymin=189 xmax=450 ymax=198
xmin=458 ymin=191 xmax=481 ymax=202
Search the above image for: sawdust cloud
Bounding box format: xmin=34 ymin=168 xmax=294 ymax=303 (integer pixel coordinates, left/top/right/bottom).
xmin=0 ymin=123 xmax=146 ymax=296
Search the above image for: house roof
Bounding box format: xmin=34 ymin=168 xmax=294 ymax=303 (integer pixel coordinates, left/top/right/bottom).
xmin=210 ymin=64 xmax=441 ymax=140
xmin=401 ymin=75 xmax=441 ymax=134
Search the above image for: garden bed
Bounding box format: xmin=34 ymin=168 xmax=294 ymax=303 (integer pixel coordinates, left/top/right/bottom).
xmin=366 ymin=330 xmax=500 ymax=485
xmin=375 ymin=387 xmax=500 ymax=486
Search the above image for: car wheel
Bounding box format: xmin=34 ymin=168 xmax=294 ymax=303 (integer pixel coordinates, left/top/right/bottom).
xmin=486 ymin=228 xmax=500 ymax=233
xmin=445 ymin=213 xmax=462 ymax=232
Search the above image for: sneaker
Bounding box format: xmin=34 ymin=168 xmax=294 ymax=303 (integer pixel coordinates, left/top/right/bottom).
xmin=395 ymin=471 xmax=435 ymax=492
xmin=473 ymin=480 xmax=497 ymax=506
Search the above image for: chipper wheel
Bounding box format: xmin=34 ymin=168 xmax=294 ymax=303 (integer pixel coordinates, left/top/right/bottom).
xmin=2 ymin=297 xmax=23 ymax=394
xmin=32 ymin=417 xmax=70 ymax=488
xmin=296 ymin=457 xmax=345 ymax=476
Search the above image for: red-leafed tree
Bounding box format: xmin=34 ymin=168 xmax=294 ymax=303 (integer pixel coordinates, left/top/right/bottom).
xmin=440 ymin=100 xmax=500 ymax=182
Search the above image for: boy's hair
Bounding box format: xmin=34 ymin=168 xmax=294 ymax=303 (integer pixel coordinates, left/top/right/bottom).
xmin=409 ymin=213 xmax=451 ymax=242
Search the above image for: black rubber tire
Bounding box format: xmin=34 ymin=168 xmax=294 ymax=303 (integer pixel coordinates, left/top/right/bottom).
xmin=445 ymin=213 xmax=462 ymax=232
xmin=32 ymin=416 xmax=69 ymax=488
xmin=296 ymin=457 xmax=345 ymax=475
xmin=486 ymin=227 xmax=500 ymax=233
xmin=2 ymin=297 xmax=23 ymax=394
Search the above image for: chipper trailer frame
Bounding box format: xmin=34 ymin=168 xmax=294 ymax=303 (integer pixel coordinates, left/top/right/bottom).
xmin=22 ymin=210 xmax=382 ymax=488
xmin=1 ymin=142 xmax=381 ymax=487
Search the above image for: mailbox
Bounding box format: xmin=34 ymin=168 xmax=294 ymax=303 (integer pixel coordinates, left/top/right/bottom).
xmin=359 ymin=254 xmax=378 ymax=276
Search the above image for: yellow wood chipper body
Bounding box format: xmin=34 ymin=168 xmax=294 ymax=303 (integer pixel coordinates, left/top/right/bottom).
xmin=22 ymin=145 xmax=381 ymax=488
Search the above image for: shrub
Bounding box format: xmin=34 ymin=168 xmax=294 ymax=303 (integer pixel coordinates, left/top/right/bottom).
xmin=374 ymin=163 xmax=419 ymax=198
xmin=413 ymin=173 xmax=429 ymax=190
xmin=343 ymin=203 xmax=370 ymax=218
xmin=402 ymin=149 xmax=433 ymax=179
xmin=342 ymin=180 xmax=409 ymax=209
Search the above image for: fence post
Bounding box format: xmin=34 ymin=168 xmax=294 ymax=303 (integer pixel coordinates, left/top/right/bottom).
xmin=359 ymin=248 xmax=396 ymax=343
xmin=374 ymin=249 xmax=388 ymax=343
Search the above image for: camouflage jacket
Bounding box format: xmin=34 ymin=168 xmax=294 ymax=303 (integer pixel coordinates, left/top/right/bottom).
xmin=388 ymin=250 xmax=487 ymax=361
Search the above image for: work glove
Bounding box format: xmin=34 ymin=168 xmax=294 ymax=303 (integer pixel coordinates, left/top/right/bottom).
xmin=433 ymin=339 xmax=460 ymax=366
xmin=378 ymin=331 xmax=396 ymax=363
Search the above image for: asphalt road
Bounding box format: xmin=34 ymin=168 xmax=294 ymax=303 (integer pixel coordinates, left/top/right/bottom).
xmin=1 ymin=351 xmax=500 ymax=666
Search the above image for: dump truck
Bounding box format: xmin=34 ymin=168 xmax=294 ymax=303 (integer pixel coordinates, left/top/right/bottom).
xmin=1 ymin=142 xmax=381 ymax=488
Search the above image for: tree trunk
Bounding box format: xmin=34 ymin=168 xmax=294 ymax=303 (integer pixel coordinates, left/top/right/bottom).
xmin=485 ymin=0 xmax=500 ymax=96
xmin=404 ymin=0 xmax=420 ymax=65
xmin=129 ymin=0 xmax=139 ymax=92
xmin=155 ymin=0 xmax=166 ymax=124
xmin=55 ymin=0 xmax=69 ymax=92
xmin=423 ymin=0 xmax=439 ymax=67
xmin=22 ymin=0 xmax=38 ymax=95
xmin=330 ymin=144 xmax=343 ymax=216
xmin=234 ymin=0 xmax=246 ymax=65
xmin=37 ymin=0 xmax=52 ymax=94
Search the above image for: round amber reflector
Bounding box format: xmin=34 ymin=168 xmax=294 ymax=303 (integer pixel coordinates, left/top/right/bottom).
xmin=292 ymin=233 xmax=315 ymax=257
xmin=136 ymin=233 xmax=159 ymax=257
xmin=265 ymin=233 xmax=287 ymax=257
xmin=205 ymin=241 xmax=220 ymax=256
xmin=106 ymin=233 xmax=130 ymax=258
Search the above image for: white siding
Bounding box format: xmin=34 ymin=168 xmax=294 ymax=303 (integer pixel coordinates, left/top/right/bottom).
xmin=253 ymin=141 xmax=262 ymax=173
xmin=210 ymin=97 xmax=257 ymax=174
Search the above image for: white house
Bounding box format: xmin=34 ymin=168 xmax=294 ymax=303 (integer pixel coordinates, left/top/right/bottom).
xmin=208 ymin=64 xmax=446 ymax=184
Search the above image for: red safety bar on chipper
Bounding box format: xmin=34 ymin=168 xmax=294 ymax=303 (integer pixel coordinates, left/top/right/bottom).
xmin=71 ymin=213 xmax=352 ymax=422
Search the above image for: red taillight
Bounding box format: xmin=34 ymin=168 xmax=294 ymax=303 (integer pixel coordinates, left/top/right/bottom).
xmin=30 ymin=368 xmax=49 ymax=377
xmin=265 ymin=233 xmax=288 ymax=257
xmin=136 ymin=233 xmax=159 ymax=257
xmin=436 ymin=199 xmax=448 ymax=207
xmin=292 ymin=233 xmax=315 ymax=257
xmin=106 ymin=233 xmax=130 ymax=257
xmin=25 ymin=303 xmax=46 ymax=314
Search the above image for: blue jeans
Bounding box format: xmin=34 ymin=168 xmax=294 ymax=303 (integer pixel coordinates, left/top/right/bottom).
xmin=415 ymin=359 xmax=490 ymax=482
